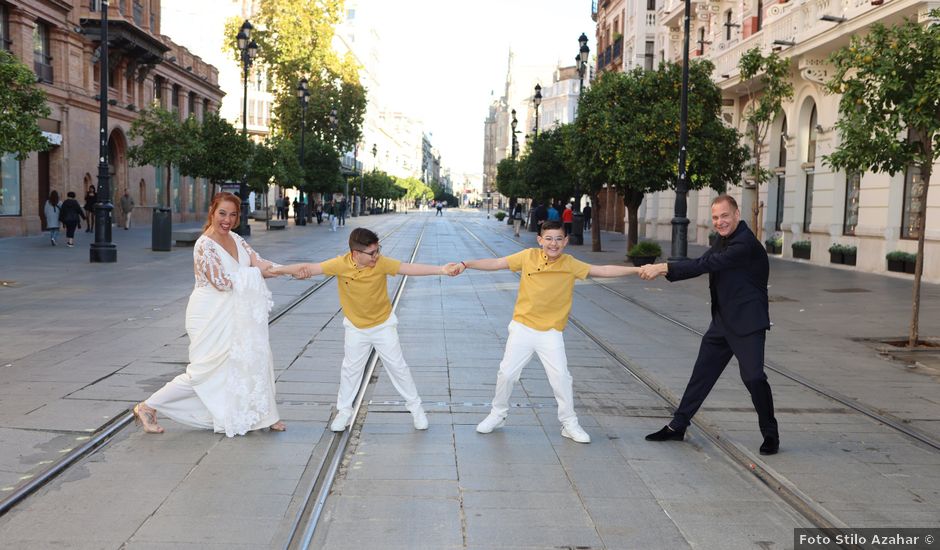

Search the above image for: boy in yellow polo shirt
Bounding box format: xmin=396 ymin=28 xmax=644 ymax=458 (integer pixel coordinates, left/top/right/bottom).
xmin=281 ymin=228 xmax=460 ymax=432
xmin=457 ymin=221 xmax=640 ymax=443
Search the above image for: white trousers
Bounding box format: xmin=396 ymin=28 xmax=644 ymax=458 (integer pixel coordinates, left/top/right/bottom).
xmin=490 ymin=321 xmax=577 ymax=424
xmin=337 ymin=313 xmax=422 ymax=413
xmin=329 ymin=214 xmax=338 ymax=231
xmin=145 ymin=376 xmax=214 ymax=430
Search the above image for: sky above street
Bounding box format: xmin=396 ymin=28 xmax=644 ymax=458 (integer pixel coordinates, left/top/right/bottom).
xmin=356 ymin=0 xmax=596 ymax=179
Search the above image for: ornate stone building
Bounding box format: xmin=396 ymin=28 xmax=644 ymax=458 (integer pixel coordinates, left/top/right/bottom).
xmin=0 ymin=0 xmax=223 ymax=237
xmin=592 ymin=0 xmax=937 ymax=281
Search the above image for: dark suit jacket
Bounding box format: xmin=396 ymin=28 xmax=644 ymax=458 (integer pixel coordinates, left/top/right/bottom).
xmin=666 ymin=221 xmax=769 ymax=337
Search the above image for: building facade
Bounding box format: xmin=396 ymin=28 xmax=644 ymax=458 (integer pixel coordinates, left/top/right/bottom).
xmin=591 ymin=0 xmax=938 ymax=282
xmin=0 ymin=0 xmax=223 ymax=238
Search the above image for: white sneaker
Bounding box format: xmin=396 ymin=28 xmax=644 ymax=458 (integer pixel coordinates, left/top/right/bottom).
xmin=476 ymin=413 xmax=506 ymax=434
xmin=561 ymin=422 xmax=591 ymax=444
xmin=411 ymin=407 xmax=429 ymax=430
xmin=330 ymin=409 xmax=353 ymax=432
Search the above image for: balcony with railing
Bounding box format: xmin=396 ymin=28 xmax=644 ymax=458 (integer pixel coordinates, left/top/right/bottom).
xmin=592 ymin=0 xmax=598 ymax=21
xmin=133 ymin=1 xmax=144 ymax=27
xmin=613 ymin=36 xmax=623 ymax=61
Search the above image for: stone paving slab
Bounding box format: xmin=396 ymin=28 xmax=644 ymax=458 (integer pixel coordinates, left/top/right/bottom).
xmin=1 ymin=211 xmax=938 ymax=548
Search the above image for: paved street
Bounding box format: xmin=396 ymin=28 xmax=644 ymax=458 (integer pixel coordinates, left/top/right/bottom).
xmin=0 ymin=210 xmax=938 ymax=549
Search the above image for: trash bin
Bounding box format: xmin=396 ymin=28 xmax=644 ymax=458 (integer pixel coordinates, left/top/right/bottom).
xmin=152 ymin=207 xmax=172 ymax=251
xmin=570 ymin=213 xmax=584 ymax=245
xmin=528 ymin=211 xmax=539 ymax=232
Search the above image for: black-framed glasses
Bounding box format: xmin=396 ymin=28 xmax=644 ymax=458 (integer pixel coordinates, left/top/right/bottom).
xmin=355 ymin=245 xmax=381 ymax=258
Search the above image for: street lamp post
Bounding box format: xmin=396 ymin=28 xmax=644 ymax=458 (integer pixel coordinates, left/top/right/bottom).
xmin=670 ymin=0 xmax=693 ymax=261
xmin=511 ymin=109 xmax=519 ymax=160
xmin=370 ymin=144 xmax=377 ymax=213
xmin=90 ymin=0 xmax=116 ymax=263
xmin=533 ymin=84 xmax=542 ymax=139
xmin=235 ymin=20 xmax=258 ymax=236
xmin=578 ymin=33 xmax=590 ymax=95
xmin=295 ymin=77 xmax=308 ymax=226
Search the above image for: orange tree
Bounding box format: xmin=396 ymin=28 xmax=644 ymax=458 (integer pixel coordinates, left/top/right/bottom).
xmin=825 ymin=13 xmax=940 ymax=347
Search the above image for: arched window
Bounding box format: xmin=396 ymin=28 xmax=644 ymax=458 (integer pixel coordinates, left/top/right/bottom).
xmin=804 ymin=106 xmax=817 ymax=233
xmin=775 ymin=117 xmax=787 ymax=231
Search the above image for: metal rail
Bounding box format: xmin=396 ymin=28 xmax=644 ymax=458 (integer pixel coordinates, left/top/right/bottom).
xmin=285 ymin=220 xmax=429 ymax=550
xmin=470 ymin=219 xmax=940 ymax=453
xmin=457 ymin=220 xmax=859 ymax=548
xmin=0 ymin=218 xmax=412 ymax=518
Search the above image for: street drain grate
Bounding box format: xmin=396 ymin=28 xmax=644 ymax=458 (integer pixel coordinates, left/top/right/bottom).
xmin=768 ymin=295 xmax=796 ymax=302
xmin=823 ymin=288 xmax=871 ymax=293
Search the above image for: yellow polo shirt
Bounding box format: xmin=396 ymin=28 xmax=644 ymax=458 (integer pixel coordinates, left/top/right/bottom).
xmin=321 ymin=253 xmax=402 ymax=329
xmin=507 ymin=249 xmax=591 ymax=331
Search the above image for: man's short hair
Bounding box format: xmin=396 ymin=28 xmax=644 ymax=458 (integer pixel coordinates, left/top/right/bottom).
xmin=349 ymin=227 xmax=379 ymax=251
xmin=540 ymin=220 xmax=565 ymax=235
xmin=711 ymin=194 xmax=738 ymax=211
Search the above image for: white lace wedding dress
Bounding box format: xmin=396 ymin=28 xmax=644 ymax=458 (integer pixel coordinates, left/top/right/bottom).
xmin=145 ymin=233 xmax=281 ymax=437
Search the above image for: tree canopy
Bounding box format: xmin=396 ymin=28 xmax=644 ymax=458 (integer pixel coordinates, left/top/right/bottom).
xmin=180 ymin=111 xmax=251 ymax=186
xmin=127 ymin=107 xmax=199 ymax=208
xmin=0 ymin=50 xmax=51 ymax=158
xmin=825 ymin=13 xmax=940 ymax=347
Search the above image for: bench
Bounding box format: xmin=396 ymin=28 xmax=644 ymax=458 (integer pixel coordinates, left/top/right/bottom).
xmin=268 ymin=220 xmax=287 ymax=230
xmin=172 ymin=229 xmax=203 ymax=246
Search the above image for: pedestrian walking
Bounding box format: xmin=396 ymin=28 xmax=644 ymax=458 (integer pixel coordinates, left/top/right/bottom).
xmin=582 ymin=203 xmax=591 ymax=231
xmin=435 ymin=201 xmax=443 ymax=216
xmin=512 ymin=202 xmax=524 ymax=237
xmin=315 ymin=201 xmax=323 ymax=224
xmin=562 ymin=203 xmax=573 ymax=236
xmin=279 ymin=228 xmax=462 ymax=432
xmin=456 ymin=221 xmax=641 ymax=444
xmin=534 ymin=202 xmax=548 ymax=231
xmin=43 ymin=190 xmax=61 ymax=246
xmin=547 ymin=203 xmax=560 ymax=222
xmin=59 ymin=192 xmax=86 ymax=248
xmin=338 ymin=198 xmax=347 ymax=226
xmin=83 ymin=185 xmax=97 ymax=233
xmin=119 ymin=190 xmax=134 ymax=230
xmin=132 ymin=192 xmax=311 ymax=436
xmin=640 ymin=195 xmax=779 ymax=455
xmin=327 ymin=200 xmax=338 ymax=232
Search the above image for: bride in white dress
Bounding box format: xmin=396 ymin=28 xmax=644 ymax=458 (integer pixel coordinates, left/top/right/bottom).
xmin=133 ymin=192 xmax=307 ymax=436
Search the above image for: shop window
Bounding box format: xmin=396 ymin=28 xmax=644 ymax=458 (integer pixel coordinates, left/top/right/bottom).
xmin=844 ymin=171 xmax=861 ymax=235
xmin=901 ymin=165 xmax=925 ymax=239
xmin=0 ymin=153 xmax=21 ymax=216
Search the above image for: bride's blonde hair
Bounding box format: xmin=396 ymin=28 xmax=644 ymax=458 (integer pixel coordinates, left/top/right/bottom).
xmin=204 ymin=192 xmax=241 ymax=231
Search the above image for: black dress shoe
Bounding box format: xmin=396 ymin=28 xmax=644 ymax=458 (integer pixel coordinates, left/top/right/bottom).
xmin=759 ymin=436 xmax=779 ymax=455
xmin=645 ymin=425 xmax=685 ymax=441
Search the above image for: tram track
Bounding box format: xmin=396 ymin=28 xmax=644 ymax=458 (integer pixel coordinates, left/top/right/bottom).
xmin=0 ymin=217 xmax=413 ymax=519
xmin=283 ymin=218 xmax=430 ymax=550
xmin=468 ymin=218 xmax=940 ymax=453
xmin=457 ymin=219 xmax=868 ymax=548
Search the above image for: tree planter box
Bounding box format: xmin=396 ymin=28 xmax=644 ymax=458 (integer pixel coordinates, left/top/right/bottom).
xmin=766 ymin=243 xmax=781 ymax=254
xmin=887 ymin=259 xmax=905 ymax=272
xmin=843 ymin=253 xmax=857 ymax=266
xmin=905 ymin=260 xmax=916 ymax=274
xmin=830 ymin=251 xmax=844 ymax=264
xmin=792 ymin=247 xmax=811 ymax=260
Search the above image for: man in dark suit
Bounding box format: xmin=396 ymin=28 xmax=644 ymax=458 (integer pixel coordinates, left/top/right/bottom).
xmin=639 ymin=195 xmax=779 ymax=455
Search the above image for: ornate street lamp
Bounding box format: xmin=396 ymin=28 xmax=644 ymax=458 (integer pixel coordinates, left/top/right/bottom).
xmin=533 ymin=84 xmax=542 ymax=139
xmin=90 ymin=0 xmax=116 ymax=262
xmin=235 ymin=20 xmax=258 ymax=236
xmin=511 ymin=109 xmax=519 ymax=159
xmin=295 ymin=77 xmax=309 ymax=226
xmin=670 ymin=0 xmax=693 ymax=260
xmin=578 ymin=32 xmax=590 ymax=95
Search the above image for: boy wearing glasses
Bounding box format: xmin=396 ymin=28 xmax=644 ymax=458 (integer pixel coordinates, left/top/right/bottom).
xmin=456 ymin=221 xmax=640 ymax=443
xmin=282 ymin=228 xmax=461 ymax=432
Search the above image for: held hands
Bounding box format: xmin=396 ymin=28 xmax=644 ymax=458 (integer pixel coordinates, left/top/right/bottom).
xmin=272 ymin=263 xmax=315 ymax=279
xmin=639 ymin=263 xmax=668 ymax=281
xmin=441 ymin=262 xmax=465 ymax=277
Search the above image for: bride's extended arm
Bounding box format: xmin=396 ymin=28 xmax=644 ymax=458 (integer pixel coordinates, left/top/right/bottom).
xmin=240 ymin=239 xmax=283 ymax=278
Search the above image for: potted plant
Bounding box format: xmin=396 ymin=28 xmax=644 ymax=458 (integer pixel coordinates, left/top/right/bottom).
xmin=628 ymin=240 xmax=662 ymax=266
xmin=828 ymin=243 xmax=845 ymax=264
xmin=765 ymin=236 xmax=782 ymax=254
xmin=842 ymin=245 xmax=857 ymax=266
xmin=792 ymin=240 xmax=811 ymax=260
xmin=886 ymin=250 xmax=905 ymax=272
xmin=493 ymin=211 xmax=507 ymax=221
